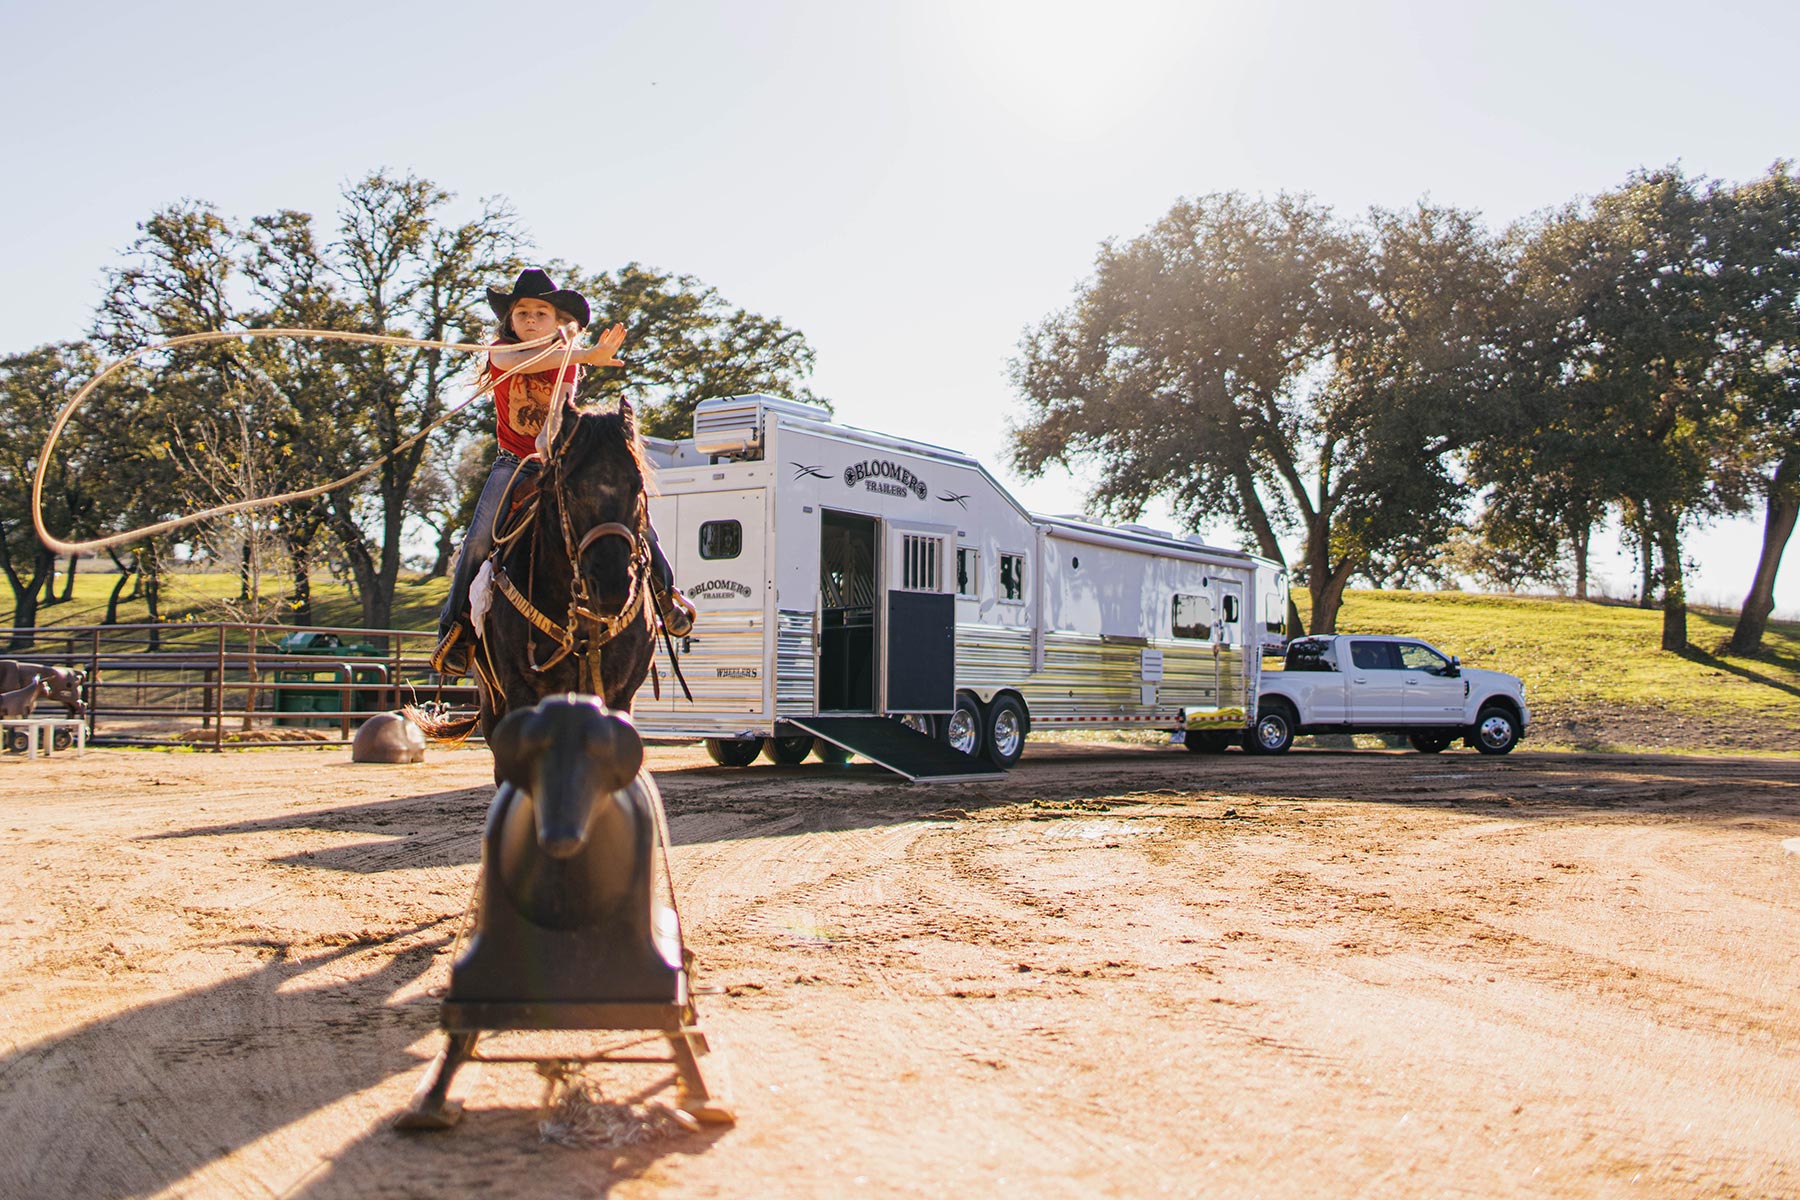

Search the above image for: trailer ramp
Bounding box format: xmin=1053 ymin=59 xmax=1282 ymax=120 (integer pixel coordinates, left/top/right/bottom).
xmin=788 ymin=717 xmax=1006 ymax=783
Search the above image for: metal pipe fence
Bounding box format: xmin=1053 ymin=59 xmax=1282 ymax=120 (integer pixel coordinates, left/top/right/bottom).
xmin=0 ymin=623 xmax=477 ymax=750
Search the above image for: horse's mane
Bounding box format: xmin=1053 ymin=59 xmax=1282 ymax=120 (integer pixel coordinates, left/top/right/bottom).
xmin=559 ymin=405 xmax=657 ymax=496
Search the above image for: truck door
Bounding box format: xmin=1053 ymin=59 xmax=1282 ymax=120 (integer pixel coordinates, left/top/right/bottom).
xmin=1346 ymin=640 xmax=1407 ymax=723
xmin=1397 ymin=641 xmax=1464 ymax=723
xmin=882 ymin=523 xmax=955 ymax=716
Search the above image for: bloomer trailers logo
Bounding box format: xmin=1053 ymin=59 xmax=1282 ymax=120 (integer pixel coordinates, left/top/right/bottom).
xmin=690 ymin=579 xmax=753 ymax=599
xmin=844 ymin=459 xmax=929 ymax=500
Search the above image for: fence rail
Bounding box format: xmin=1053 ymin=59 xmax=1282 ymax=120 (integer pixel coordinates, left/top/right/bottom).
xmin=0 ymin=622 xmax=476 ymax=751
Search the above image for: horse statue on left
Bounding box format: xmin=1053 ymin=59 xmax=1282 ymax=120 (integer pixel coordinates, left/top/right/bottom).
xmin=413 ymin=401 xmax=663 ymax=749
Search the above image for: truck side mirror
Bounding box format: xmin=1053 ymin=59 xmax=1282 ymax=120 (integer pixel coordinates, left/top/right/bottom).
xmin=1448 ymin=655 xmax=1461 ymax=678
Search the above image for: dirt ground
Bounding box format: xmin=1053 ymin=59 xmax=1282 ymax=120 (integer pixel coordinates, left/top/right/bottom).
xmin=2 ymin=736 xmax=1798 ymax=1199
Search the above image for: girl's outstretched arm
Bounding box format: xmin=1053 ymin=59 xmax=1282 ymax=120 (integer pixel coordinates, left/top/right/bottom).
xmin=491 ymin=323 xmax=628 ymax=371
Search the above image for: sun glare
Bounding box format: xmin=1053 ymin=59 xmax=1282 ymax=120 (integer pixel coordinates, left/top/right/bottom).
xmin=944 ymin=0 xmax=1214 ymax=139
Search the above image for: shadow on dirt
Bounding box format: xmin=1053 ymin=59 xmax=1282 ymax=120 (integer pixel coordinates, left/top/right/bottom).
xmin=0 ymin=924 xmax=442 ymax=1200
xmin=0 ymin=917 xmax=727 ymax=1200
xmin=141 ymin=745 xmax=1800 ymax=882
xmin=284 ymin=1091 xmax=728 ymax=1200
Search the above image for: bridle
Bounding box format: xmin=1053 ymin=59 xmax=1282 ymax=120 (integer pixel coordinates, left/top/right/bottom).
xmin=484 ymin=407 xmax=653 ymax=697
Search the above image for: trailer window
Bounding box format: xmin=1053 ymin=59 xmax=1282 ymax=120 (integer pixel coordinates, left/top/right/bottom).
xmin=999 ymin=553 xmax=1026 ymax=602
xmin=1264 ymin=590 xmax=1285 ymax=634
xmin=1172 ymin=594 xmax=1214 ymax=640
xmin=698 ymin=520 xmax=741 ymax=560
xmin=956 ymin=547 xmax=978 ymax=597
xmin=900 ymin=534 xmax=944 ymax=592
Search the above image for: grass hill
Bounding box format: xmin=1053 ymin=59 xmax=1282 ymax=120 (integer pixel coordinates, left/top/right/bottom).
xmin=5 ymin=573 xmax=1797 ymax=753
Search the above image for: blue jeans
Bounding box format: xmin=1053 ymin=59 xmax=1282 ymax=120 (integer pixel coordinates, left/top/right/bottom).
xmin=439 ymin=453 xmax=537 ymax=637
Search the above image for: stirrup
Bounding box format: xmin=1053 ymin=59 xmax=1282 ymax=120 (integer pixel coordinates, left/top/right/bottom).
xmin=430 ymin=622 xmax=472 ymax=679
xmin=659 ymin=588 xmax=697 ymax=639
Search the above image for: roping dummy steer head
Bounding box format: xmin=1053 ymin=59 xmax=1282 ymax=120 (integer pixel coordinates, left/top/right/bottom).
xmin=447 ymin=694 xmax=682 ymax=1006
xmin=396 ymin=693 xmax=732 ymax=1133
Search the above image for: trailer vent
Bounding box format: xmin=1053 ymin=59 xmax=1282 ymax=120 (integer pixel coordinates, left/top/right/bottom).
xmin=692 ymin=394 xmax=831 ymax=459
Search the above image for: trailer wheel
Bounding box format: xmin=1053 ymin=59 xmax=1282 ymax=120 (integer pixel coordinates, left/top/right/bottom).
xmin=812 ymin=739 xmax=854 ymax=764
xmin=896 ymin=713 xmax=939 ymax=739
xmin=762 ymin=735 xmax=815 ymax=765
xmin=5 ymin=729 xmax=28 ymax=753
xmin=944 ymin=694 xmax=983 ymax=758
xmin=1185 ymin=730 xmax=1233 ymax=754
xmin=705 ymin=737 xmax=762 ymax=767
xmin=983 ymin=695 xmax=1027 ymax=769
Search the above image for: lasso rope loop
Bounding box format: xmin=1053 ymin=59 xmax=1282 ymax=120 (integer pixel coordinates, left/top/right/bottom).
xmin=31 ymin=323 xmax=587 ymax=557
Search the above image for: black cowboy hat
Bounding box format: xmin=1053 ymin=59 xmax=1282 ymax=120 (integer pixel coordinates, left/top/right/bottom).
xmin=486 ymin=268 xmax=591 ymax=330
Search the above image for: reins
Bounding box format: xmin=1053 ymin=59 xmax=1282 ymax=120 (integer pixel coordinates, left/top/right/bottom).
xmin=487 ymin=413 xmax=654 ymax=695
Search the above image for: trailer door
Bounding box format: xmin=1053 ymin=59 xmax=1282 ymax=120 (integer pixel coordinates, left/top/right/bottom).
xmin=883 ymin=524 xmax=955 ymax=715
xmin=665 ymin=489 xmax=768 ymax=716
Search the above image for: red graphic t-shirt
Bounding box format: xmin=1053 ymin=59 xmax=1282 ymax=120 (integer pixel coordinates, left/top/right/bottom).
xmin=490 ymin=357 xmax=581 ymax=458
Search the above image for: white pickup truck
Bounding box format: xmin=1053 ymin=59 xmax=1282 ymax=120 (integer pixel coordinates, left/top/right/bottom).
xmin=1190 ymin=634 xmax=1530 ymax=756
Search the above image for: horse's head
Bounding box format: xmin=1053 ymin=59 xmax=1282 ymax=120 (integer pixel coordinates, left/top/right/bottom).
xmin=542 ymin=404 xmax=653 ymax=612
xmin=490 ymin=695 xmax=646 ymax=858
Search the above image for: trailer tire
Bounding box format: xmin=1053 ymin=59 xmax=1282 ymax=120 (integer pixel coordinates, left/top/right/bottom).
xmin=812 ymin=739 xmax=854 ymax=764
xmin=983 ymin=695 xmax=1027 ymax=769
xmin=1185 ymin=730 xmax=1234 ymax=754
xmin=944 ymin=694 xmax=983 ymax=759
xmin=896 ymin=713 xmax=939 ymax=739
xmin=762 ymin=735 xmax=815 ymax=765
xmin=705 ymin=737 xmax=762 ymax=767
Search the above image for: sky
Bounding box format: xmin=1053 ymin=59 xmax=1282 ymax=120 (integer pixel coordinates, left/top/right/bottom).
xmin=3 ymin=0 xmax=1796 ymax=615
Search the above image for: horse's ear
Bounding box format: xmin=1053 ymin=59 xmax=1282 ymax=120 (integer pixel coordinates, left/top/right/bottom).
xmin=618 ymin=395 xmax=637 ymax=441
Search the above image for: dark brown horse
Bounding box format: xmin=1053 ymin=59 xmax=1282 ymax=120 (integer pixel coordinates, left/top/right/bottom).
xmin=414 ymin=405 xmax=657 ymax=749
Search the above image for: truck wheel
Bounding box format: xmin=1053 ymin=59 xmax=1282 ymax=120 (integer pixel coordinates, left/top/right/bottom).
xmin=1244 ymin=704 xmax=1295 ymax=755
xmin=1185 ymin=731 xmax=1233 ymax=754
xmin=812 ymin=739 xmax=854 ymax=764
xmin=982 ymin=695 xmax=1027 ymax=769
xmin=1409 ymin=732 xmax=1454 ymax=754
xmin=1473 ymin=707 xmax=1519 ymax=755
xmin=944 ymin=694 xmax=983 ymax=758
xmin=762 ymin=735 xmax=815 ymax=765
xmin=705 ymin=737 xmax=762 ymax=767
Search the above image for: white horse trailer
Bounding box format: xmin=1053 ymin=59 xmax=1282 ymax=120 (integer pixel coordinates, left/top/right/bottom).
xmin=633 ymin=395 xmax=1288 ymax=779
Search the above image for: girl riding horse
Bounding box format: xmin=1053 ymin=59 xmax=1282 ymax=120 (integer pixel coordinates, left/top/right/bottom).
xmin=432 ymin=269 xmax=694 ymax=678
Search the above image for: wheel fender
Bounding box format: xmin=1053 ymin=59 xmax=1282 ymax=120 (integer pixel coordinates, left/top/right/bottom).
xmin=1260 ymin=692 xmax=1301 ymax=722
xmin=1471 ymin=695 xmax=1522 ymax=726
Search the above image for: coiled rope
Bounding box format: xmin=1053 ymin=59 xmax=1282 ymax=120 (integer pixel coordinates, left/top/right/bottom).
xmin=31 ymin=324 xmax=585 ymax=557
